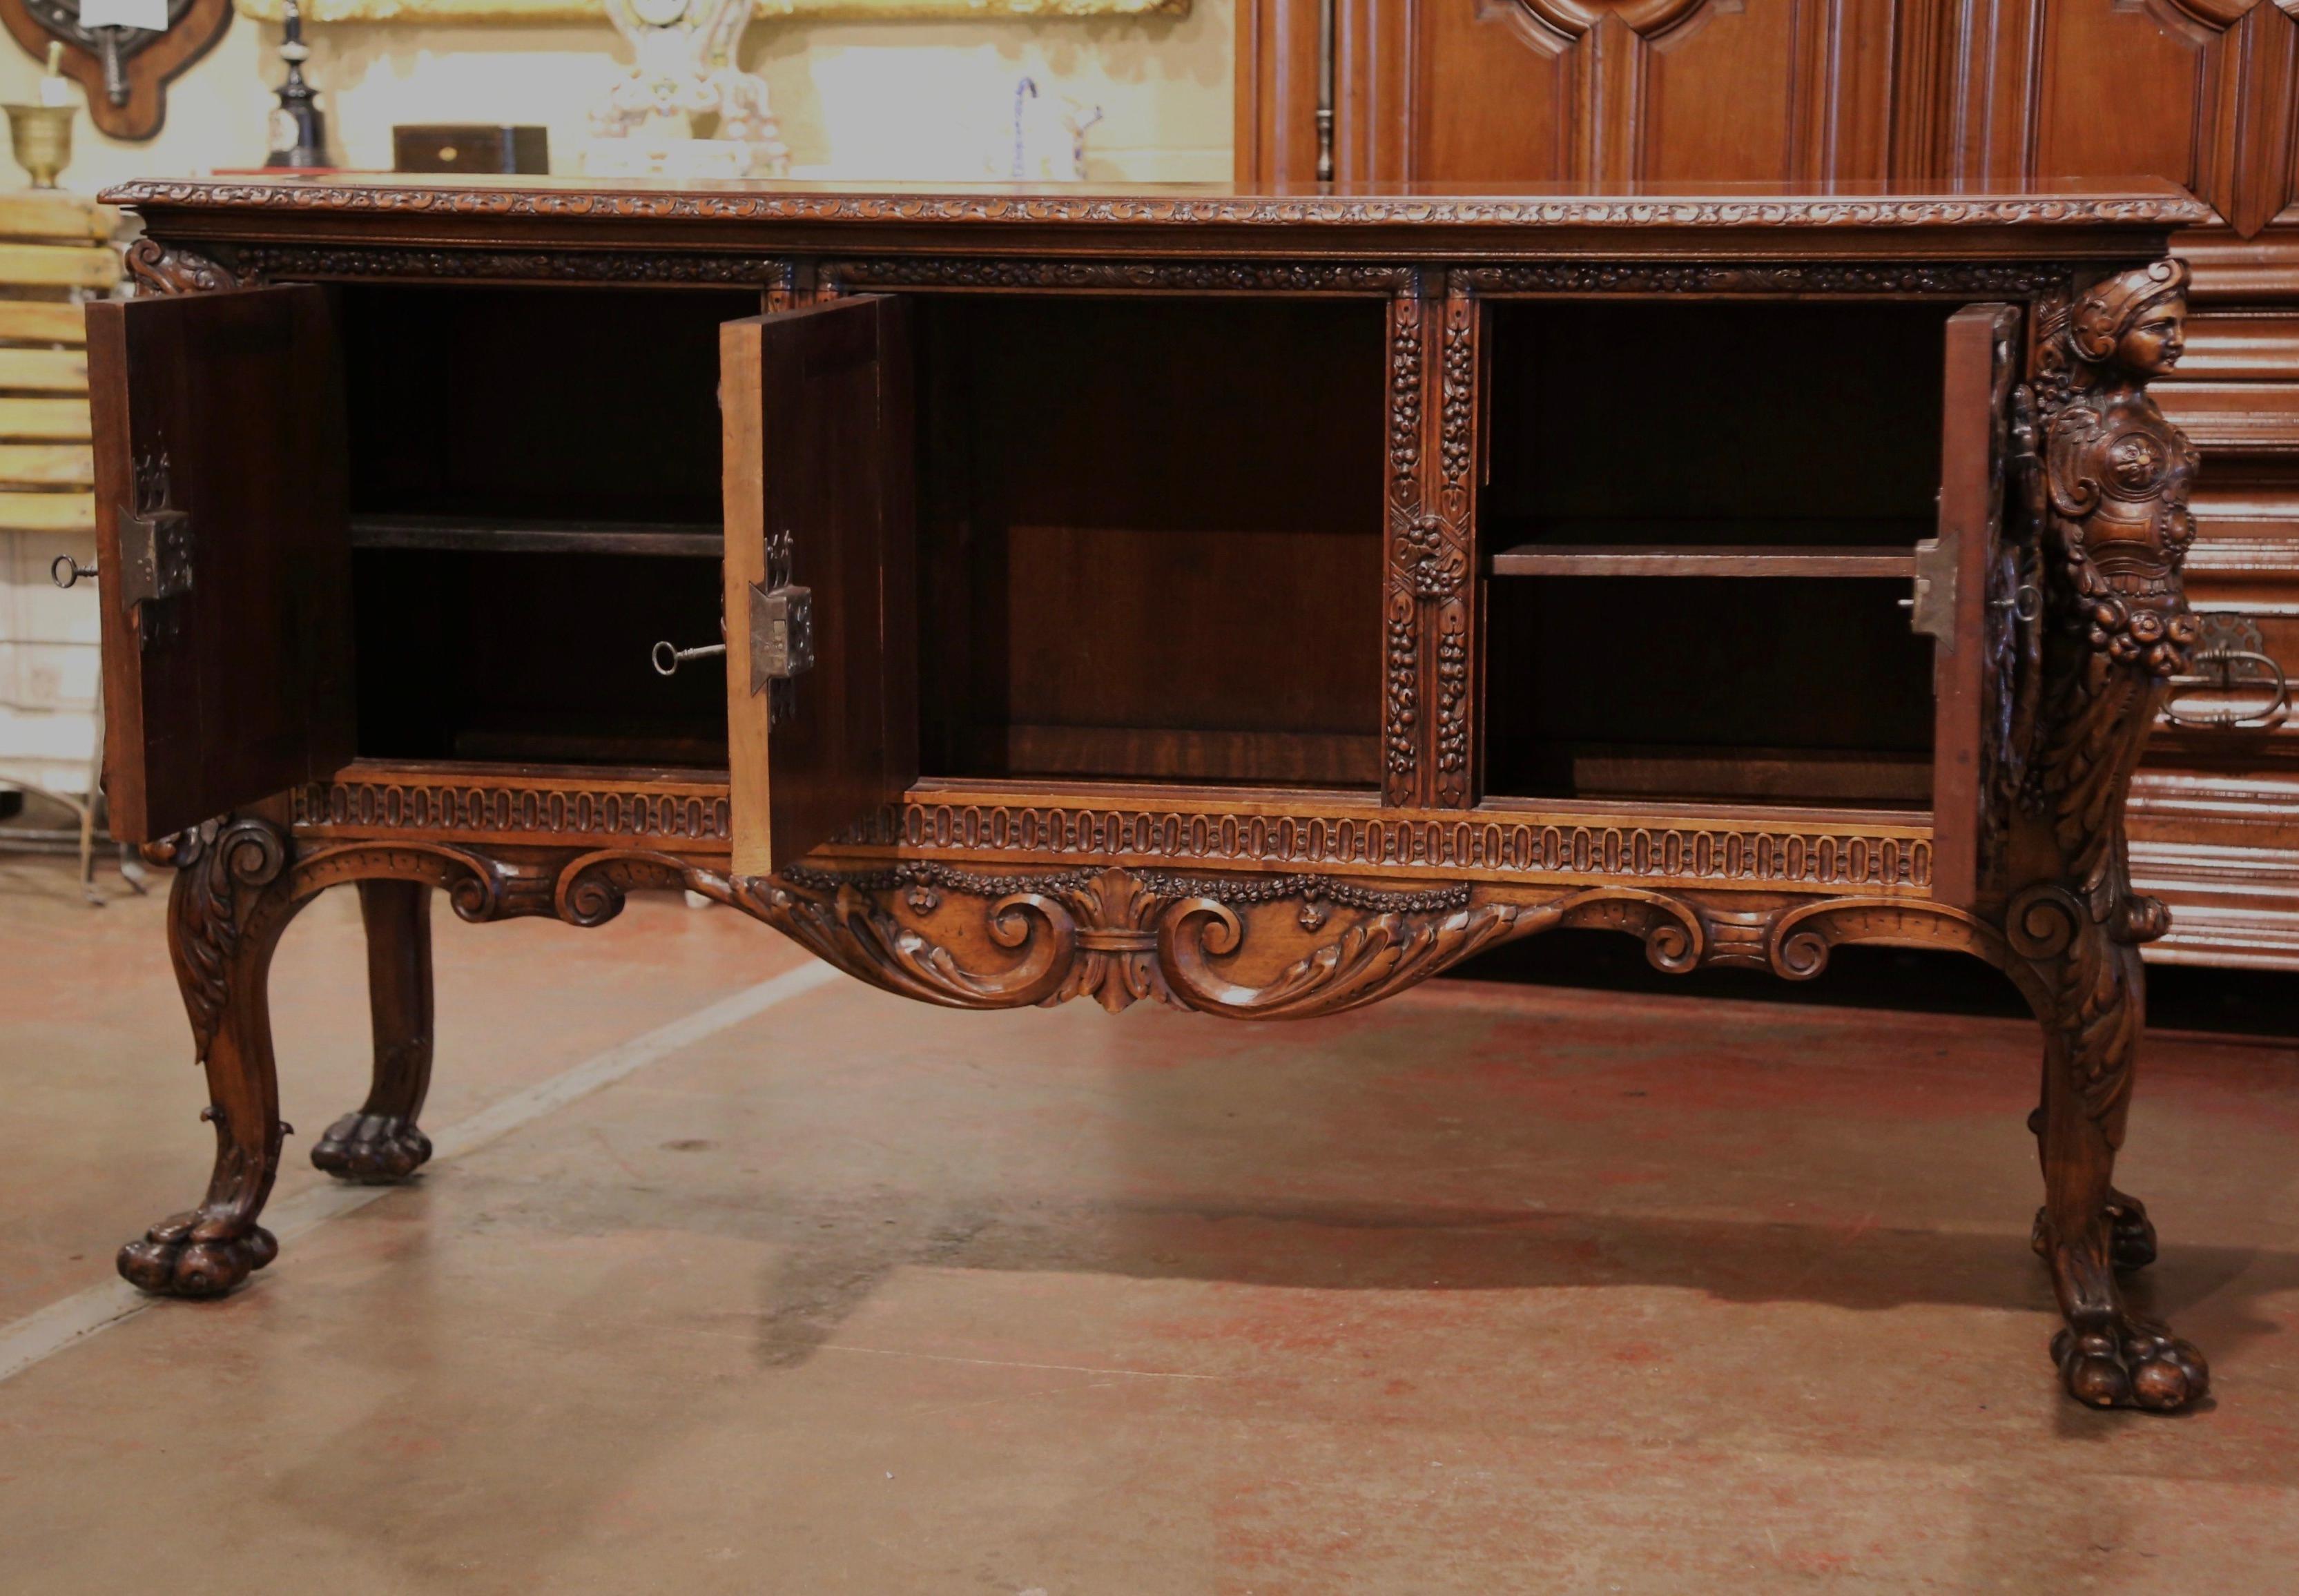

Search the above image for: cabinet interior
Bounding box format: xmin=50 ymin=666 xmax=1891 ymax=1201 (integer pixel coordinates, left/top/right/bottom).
xmin=343 ymin=284 xmax=750 ymax=768
xmin=331 ymin=284 xmax=1958 ymax=812
xmin=912 ymin=293 xmax=1387 ymax=788
xmin=1481 ymin=300 xmax=1951 ymax=809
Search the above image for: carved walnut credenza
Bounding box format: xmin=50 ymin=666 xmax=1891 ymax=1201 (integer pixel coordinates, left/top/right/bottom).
xmin=80 ymin=174 xmax=2218 ymax=1412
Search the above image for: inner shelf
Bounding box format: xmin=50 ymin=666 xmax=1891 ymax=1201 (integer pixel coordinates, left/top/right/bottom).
xmin=350 ymin=515 xmax=723 ymax=559
xmin=1490 ymin=544 xmax=1917 ymax=578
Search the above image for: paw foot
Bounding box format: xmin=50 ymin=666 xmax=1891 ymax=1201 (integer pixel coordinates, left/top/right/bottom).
xmin=116 ymin=1214 xmax=278 ymax=1298
xmin=311 ymin=1111 xmax=431 ymax=1184
xmin=2031 ymin=1189 xmax=2157 ymax=1273
xmin=2053 ymin=1318 xmax=2209 ymax=1411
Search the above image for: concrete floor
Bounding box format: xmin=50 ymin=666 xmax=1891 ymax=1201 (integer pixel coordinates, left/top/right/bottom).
xmin=4 ymin=853 xmax=2299 ymax=1593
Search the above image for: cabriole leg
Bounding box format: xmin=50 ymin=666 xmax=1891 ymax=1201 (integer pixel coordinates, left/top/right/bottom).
xmin=2030 ymin=1104 xmax=2157 ymax=1272
xmin=118 ymin=818 xmax=304 ymax=1299
xmin=311 ymin=879 xmax=436 ymax=1183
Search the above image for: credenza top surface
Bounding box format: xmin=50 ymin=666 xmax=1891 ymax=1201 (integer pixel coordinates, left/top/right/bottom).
xmin=101 ymin=173 xmax=2207 ymax=237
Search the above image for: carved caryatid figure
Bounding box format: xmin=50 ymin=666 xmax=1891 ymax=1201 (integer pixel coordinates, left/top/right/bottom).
xmin=2052 ymin=260 xmax=2200 ymax=688
xmin=2018 ymin=259 xmax=2208 ymax=1411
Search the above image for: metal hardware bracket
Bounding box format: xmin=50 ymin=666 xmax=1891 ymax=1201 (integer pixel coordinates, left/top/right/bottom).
xmin=2163 ymin=612 xmax=2291 ymax=730
xmin=748 ymin=580 xmax=814 ymax=696
xmin=117 ymin=502 xmax=192 ymax=612
xmin=1905 ymin=534 xmax=1957 ymax=650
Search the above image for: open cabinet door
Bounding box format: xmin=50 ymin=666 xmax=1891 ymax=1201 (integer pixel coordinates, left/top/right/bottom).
xmin=723 ymin=295 xmax=917 ymax=875
xmin=86 ymin=287 xmax=353 ymax=844
xmin=1921 ymin=302 xmax=2021 ymax=909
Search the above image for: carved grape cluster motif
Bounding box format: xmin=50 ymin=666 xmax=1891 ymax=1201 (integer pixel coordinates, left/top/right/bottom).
xmin=2084 ymin=600 xmax=2198 ymax=678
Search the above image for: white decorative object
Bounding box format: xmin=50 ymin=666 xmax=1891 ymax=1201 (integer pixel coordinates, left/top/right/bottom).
xmin=1007 ymin=75 xmax=1101 ymax=182
xmin=585 ymin=0 xmax=789 ymax=179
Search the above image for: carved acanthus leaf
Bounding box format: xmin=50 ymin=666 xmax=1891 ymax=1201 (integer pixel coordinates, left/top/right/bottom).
xmin=125 ymin=237 xmax=257 ymax=297
xmin=158 ymin=817 xmax=288 ymax=1061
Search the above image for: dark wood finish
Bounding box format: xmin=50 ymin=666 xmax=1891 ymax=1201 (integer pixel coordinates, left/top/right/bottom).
xmin=90 ymin=174 xmax=2214 ymax=1413
xmin=309 ymin=879 xmax=436 ymax=1183
xmin=342 ymin=284 xmax=756 ymax=527
xmin=353 ymin=548 xmax=726 ymax=768
xmin=349 ymin=516 xmax=721 ymax=559
xmin=913 ymin=293 xmax=1384 ymax=791
xmin=1928 ymin=302 xmax=2024 ymax=910
xmin=2012 ymin=259 xmax=2207 ymax=1412
xmin=1237 ymin=0 xmax=2298 ymax=235
xmin=86 ymin=285 xmax=353 ymax=844
xmin=393 ymin=124 xmax=550 ymax=176
xmin=1492 ymin=545 xmax=1918 ymax=578
xmin=725 ymin=295 xmax=917 ymax=874
xmin=115 ymin=819 xmax=299 ymax=1297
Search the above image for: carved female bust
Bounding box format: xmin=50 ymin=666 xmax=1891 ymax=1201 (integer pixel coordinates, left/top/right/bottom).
xmin=2049 ymin=258 xmax=2200 ymax=679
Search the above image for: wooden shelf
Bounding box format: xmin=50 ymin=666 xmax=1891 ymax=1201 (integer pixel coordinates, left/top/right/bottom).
xmin=1490 ymin=543 xmax=1917 ymax=578
xmin=350 ymin=515 xmax=721 ymax=558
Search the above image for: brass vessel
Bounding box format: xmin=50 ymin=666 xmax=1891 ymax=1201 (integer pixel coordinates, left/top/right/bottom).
xmin=4 ymin=104 xmax=73 ymax=189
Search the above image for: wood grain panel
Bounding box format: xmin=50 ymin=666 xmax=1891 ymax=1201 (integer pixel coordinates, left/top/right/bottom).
xmin=2155 ymin=381 xmax=2299 ymax=450
xmin=2169 ymin=309 xmax=2299 ymax=377
xmin=1937 ymin=0 xmax=2299 ymax=235
xmin=1642 ymin=0 xmax=1897 ymax=183
xmin=1252 ymin=0 xmax=1906 ymax=188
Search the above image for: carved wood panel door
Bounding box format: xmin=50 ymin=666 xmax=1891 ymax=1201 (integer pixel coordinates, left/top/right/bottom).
xmin=1240 ymin=0 xmax=1899 ymax=187
xmin=84 ymin=286 xmax=355 ymax=844
xmin=1926 ymin=300 xmax=2022 ymax=909
xmin=721 ymin=295 xmax=918 ymax=876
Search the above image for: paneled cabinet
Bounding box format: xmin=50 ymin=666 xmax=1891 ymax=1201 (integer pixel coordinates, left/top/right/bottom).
xmin=1238 ymin=0 xmax=2299 ymax=967
xmin=84 ymin=175 xmax=2213 ymax=1411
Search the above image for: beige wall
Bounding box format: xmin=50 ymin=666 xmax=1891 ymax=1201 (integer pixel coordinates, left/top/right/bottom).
xmin=0 ymin=0 xmax=1233 ymax=194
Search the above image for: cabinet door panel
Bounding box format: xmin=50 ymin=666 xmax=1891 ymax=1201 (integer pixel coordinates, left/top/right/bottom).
xmin=85 ymin=286 xmax=353 ymax=843
xmin=1928 ymin=302 xmax=2022 ymax=909
xmin=723 ymin=295 xmax=916 ymax=875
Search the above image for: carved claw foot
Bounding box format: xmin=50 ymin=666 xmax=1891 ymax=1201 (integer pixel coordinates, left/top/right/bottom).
xmin=117 ymin=1214 xmax=280 ymax=1298
xmin=2052 ymin=1315 xmax=2210 ymax=1411
xmin=311 ymin=1111 xmax=432 ymax=1184
xmin=2033 ymin=1189 xmax=2158 ymax=1273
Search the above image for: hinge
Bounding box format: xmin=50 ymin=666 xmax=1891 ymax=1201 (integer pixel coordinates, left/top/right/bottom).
xmin=1906 ymin=534 xmax=1957 ymax=651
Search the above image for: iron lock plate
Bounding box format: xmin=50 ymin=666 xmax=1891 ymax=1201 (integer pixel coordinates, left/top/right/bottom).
xmin=748 ymin=581 xmax=815 ymax=696
xmin=117 ymin=504 xmax=193 ymax=613
xmin=1907 ymin=534 xmax=1957 ymax=651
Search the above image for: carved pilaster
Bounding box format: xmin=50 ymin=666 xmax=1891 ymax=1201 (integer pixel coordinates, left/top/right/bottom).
xmin=1383 ymin=287 xmax=1426 ymax=807
xmin=1433 ymin=289 xmax=1479 ymax=808
xmin=1383 ymin=279 xmax=1475 ymax=810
